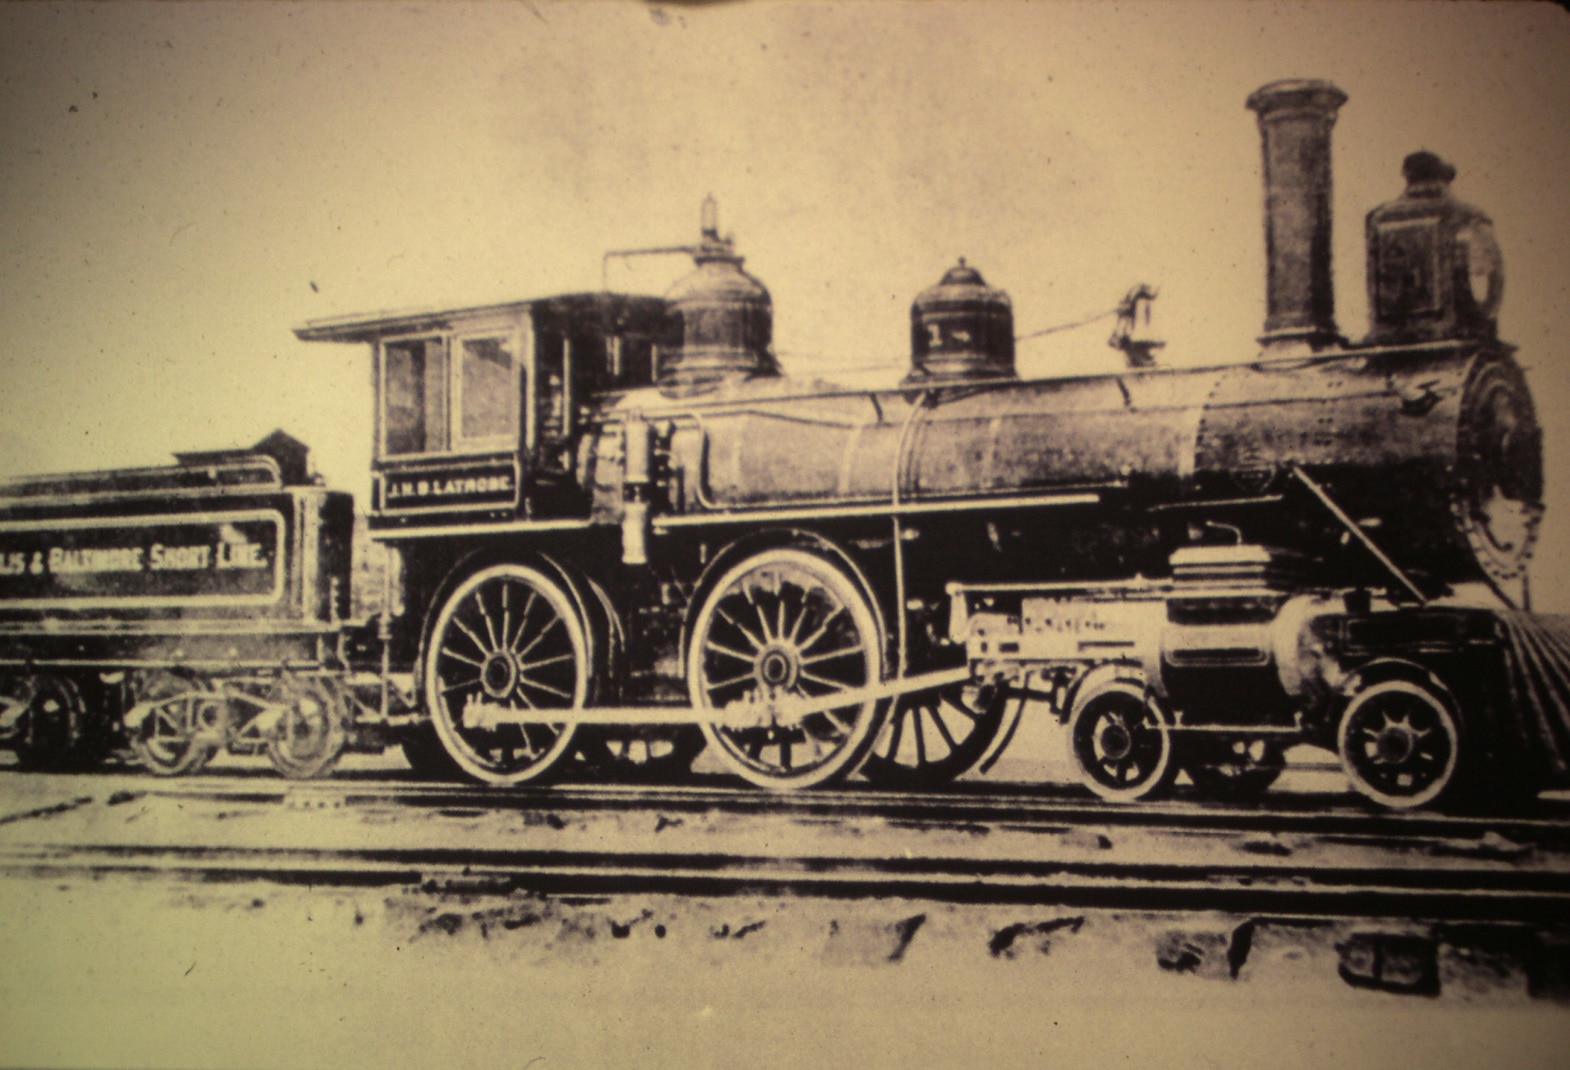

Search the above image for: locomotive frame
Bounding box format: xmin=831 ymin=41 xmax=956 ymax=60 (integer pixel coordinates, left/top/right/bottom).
xmin=1 ymin=78 xmax=1564 ymax=811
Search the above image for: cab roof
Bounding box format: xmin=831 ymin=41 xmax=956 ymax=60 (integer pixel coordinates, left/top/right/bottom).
xmin=293 ymin=291 xmax=666 ymax=345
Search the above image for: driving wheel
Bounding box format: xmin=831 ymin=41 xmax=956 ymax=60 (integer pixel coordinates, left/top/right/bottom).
xmin=688 ymin=547 xmax=886 ymax=789
xmin=424 ymin=562 xmax=588 ymax=786
xmin=860 ymin=682 xmax=1006 ymax=789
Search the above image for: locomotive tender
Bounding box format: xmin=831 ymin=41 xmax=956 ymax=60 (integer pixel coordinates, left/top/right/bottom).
xmin=1 ymin=79 xmax=1564 ymax=809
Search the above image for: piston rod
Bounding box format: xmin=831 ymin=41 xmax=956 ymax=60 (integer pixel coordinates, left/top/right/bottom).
xmin=458 ymin=666 xmax=972 ymax=729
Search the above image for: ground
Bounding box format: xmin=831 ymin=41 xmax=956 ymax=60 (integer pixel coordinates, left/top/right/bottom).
xmin=3 ymin=734 xmax=1570 ymax=1069
xmin=4 ymin=814 xmax=1570 ymax=1067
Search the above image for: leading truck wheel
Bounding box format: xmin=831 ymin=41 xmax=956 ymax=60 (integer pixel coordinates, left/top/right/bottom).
xmin=688 ymin=548 xmax=886 ymax=790
xmin=1337 ymin=677 xmax=1461 ymax=810
xmin=424 ymin=563 xmax=587 ymax=786
xmin=1066 ymin=672 xmax=1177 ymax=803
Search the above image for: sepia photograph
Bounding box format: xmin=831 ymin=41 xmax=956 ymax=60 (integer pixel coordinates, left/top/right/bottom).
xmin=2 ymin=2 xmax=1570 ymax=1067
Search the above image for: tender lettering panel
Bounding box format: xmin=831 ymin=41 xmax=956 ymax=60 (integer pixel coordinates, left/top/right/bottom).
xmin=0 ymin=511 xmax=284 ymax=608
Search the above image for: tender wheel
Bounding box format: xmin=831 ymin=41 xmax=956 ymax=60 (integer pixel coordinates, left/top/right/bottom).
xmin=576 ymin=726 xmax=708 ymax=782
xmin=688 ymin=547 xmax=886 ymax=789
xmin=4 ymin=674 xmax=87 ymax=771
xmin=424 ymin=563 xmax=588 ymax=786
xmin=1337 ymin=677 xmax=1460 ymax=810
xmin=860 ymin=682 xmax=1007 ymax=788
xmin=1066 ymin=672 xmax=1176 ymax=802
xmin=127 ymin=671 xmax=229 ymax=777
xmin=1184 ymin=738 xmax=1286 ymax=801
xmin=264 ymin=676 xmax=349 ymax=780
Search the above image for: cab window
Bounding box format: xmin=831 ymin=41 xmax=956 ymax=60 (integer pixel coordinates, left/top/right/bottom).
xmin=455 ymin=334 xmax=520 ymax=447
xmin=592 ymin=334 xmax=654 ymax=394
xmin=381 ymin=337 xmax=447 ymax=456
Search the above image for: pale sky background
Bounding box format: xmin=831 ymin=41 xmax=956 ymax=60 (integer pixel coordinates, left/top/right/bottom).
xmin=3 ymin=1 xmax=1569 ymax=601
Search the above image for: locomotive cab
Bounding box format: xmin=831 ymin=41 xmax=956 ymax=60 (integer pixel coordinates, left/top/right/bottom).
xmin=296 ymin=292 xmax=666 ymax=527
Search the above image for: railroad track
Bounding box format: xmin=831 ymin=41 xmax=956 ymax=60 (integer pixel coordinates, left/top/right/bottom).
xmin=32 ymin=765 xmax=1570 ymax=845
xmin=3 ymin=769 xmax=1570 ymax=924
xmin=4 ymin=837 xmax=1570 ymax=924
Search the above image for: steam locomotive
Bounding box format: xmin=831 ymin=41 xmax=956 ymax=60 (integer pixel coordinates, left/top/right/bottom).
xmin=1 ymin=80 xmax=1563 ymax=810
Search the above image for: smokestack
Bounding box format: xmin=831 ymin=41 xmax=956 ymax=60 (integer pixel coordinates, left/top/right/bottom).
xmin=1247 ymin=79 xmax=1348 ymax=353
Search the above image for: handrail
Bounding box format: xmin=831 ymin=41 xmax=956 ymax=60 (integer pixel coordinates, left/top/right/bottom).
xmin=889 ymin=389 xmax=934 ymax=677
xmin=1288 ymin=464 xmax=1427 ymax=604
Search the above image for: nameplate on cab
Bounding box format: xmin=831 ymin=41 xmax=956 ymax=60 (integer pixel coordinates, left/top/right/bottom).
xmin=375 ymin=460 xmax=520 ymax=515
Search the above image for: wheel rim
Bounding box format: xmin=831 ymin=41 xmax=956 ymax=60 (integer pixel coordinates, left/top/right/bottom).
xmin=265 ymin=677 xmax=348 ymax=780
xmin=690 ymin=548 xmax=885 ymax=789
xmin=129 ymin=671 xmax=226 ymax=777
xmin=1338 ymin=679 xmax=1459 ymax=809
xmin=425 ymin=563 xmax=586 ymax=786
xmin=861 ymin=683 xmax=1005 ymax=788
xmin=1068 ymin=680 xmax=1174 ymax=802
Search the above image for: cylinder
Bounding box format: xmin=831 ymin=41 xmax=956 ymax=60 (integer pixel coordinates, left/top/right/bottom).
xmin=1246 ymin=80 xmax=1348 ymax=352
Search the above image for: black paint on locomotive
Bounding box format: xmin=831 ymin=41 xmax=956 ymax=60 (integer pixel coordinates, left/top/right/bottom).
xmin=0 ymin=79 xmax=1557 ymax=808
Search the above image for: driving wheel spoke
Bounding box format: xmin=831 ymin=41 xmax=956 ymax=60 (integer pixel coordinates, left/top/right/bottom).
xmin=425 ymin=564 xmax=588 ymax=787
xmin=927 ymin=705 xmax=960 ymax=753
xmin=690 ymin=549 xmax=885 ymax=789
xmin=862 ymin=682 xmax=1008 ymax=789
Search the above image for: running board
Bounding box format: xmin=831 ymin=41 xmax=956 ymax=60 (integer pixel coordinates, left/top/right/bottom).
xmin=459 ymin=666 xmax=973 ymax=729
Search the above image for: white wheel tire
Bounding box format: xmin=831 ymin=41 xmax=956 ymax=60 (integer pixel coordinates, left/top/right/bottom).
xmin=1066 ymin=677 xmax=1176 ymax=803
xmin=1337 ymin=678 xmax=1461 ymax=810
xmin=688 ymin=547 xmax=886 ymax=790
xmin=424 ymin=563 xmax=587 ymax=787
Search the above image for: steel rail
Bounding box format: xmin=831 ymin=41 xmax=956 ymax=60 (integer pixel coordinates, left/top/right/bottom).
xmin=28 ymin=771 xmax=1570 ymax=848
xmin=3 ymin=839 xmax=1569 ymax=923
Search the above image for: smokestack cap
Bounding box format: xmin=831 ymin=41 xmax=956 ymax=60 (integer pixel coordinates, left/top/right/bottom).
xmin=1246 ymin=79 xmax=1348 ymax=119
